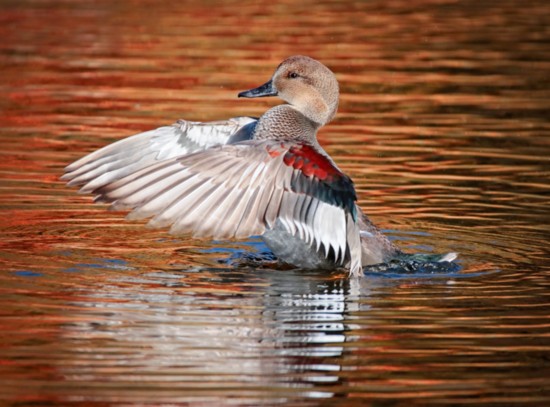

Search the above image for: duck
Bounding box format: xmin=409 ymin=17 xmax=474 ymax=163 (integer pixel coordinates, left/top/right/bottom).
xmin=62 ymin=55 xmax=456 ymax=277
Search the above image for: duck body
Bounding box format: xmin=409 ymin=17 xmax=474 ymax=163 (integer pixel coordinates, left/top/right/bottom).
xmin=63 ymin=55 xmax=434 ymax=277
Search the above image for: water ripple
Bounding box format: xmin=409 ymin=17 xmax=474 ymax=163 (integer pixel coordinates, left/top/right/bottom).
xmin=1 ymin=0 xmax=549 ymax=405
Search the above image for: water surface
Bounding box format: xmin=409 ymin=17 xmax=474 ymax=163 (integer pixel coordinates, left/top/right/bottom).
xmin=1 ymin=0 xmax=549 ymax=405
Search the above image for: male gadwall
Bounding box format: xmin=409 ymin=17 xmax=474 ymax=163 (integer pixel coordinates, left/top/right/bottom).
xmin=63 ymin=55 xmax=455 ymax=277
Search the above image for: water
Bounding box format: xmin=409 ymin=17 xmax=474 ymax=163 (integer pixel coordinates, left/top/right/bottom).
xmin=1 ymin=0 xmax=549 ymax=405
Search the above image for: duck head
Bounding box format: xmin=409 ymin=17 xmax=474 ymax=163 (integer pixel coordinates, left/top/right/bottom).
xmin=238 ymin=55 xmax=339 ymax=126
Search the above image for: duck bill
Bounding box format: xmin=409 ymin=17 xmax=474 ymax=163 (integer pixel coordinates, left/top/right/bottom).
xmin=238 ymin=80 xmax=277 ymax=98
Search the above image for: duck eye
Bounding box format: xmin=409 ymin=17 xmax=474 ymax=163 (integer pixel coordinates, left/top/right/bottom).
xmin=288 ymin=72 xmax=299 ymax=79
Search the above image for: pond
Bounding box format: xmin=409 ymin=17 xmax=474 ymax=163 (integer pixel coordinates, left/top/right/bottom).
xmin=0 ymin=0 xmax=549 ymax=405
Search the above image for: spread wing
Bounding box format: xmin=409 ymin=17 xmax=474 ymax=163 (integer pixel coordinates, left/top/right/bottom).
xmin=90 ymin=140 xmax=362 ymax=275
xmin=61 ymin=116 xmax=257 ymax=193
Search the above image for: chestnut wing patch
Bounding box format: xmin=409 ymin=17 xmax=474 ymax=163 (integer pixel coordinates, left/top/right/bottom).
xmin=269 ymin=143 xmax=357 ymax=221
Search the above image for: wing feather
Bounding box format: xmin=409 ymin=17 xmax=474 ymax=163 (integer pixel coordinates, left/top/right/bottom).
xmin=264 ymin=186 xmax=284 ymax=229
xmin=129 ymin=173 xmax=200 ymax=222
xmin=80 ymin=139 xmax=362 ymax=275
xmin=292 ymin=193 xmax=309 ymax=242
xmin=66 ymin=149 xmax=154 ymax=188
xmin=346 ymin=212 xmax=362 ymax=277
xmin=162 ymin=181 xmax=220 ymax=233
xmin=234 ymin=187 xmax=263 ymax=238
xmin=62 ymin=117 xmax=257 ymax=192
xmin=110 ymin=168 xmax=194 ymax=210
xmin=196 ymin=185 xmax=237 ymax=238
xmin=168 ymin=182 xmax=221 ymax=236
xmin=94 ymin=159 xmax=184 ymax=199
xmin=298 ymin=195 xmax=314 ymax=245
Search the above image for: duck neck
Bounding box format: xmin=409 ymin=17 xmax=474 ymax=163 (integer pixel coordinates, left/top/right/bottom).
xmin=253 ymin=105 xmax=321 ymax=143
xmin=293 ymin=87 xmax=338 ymax=126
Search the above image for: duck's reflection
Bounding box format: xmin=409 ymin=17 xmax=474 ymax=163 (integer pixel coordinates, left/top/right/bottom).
xmin=61 ymin=266 xmax=370 ymax=403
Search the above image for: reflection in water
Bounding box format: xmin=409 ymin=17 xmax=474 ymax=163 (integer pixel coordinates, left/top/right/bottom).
xmin=60 ymin=269 xmax=350 ymax=404
xmin=0 ymin=0 xmax=549 ymax=405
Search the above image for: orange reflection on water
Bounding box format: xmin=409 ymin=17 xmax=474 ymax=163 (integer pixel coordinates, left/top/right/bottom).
xmin=0 ymin=0 xmax=549 ymax=405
